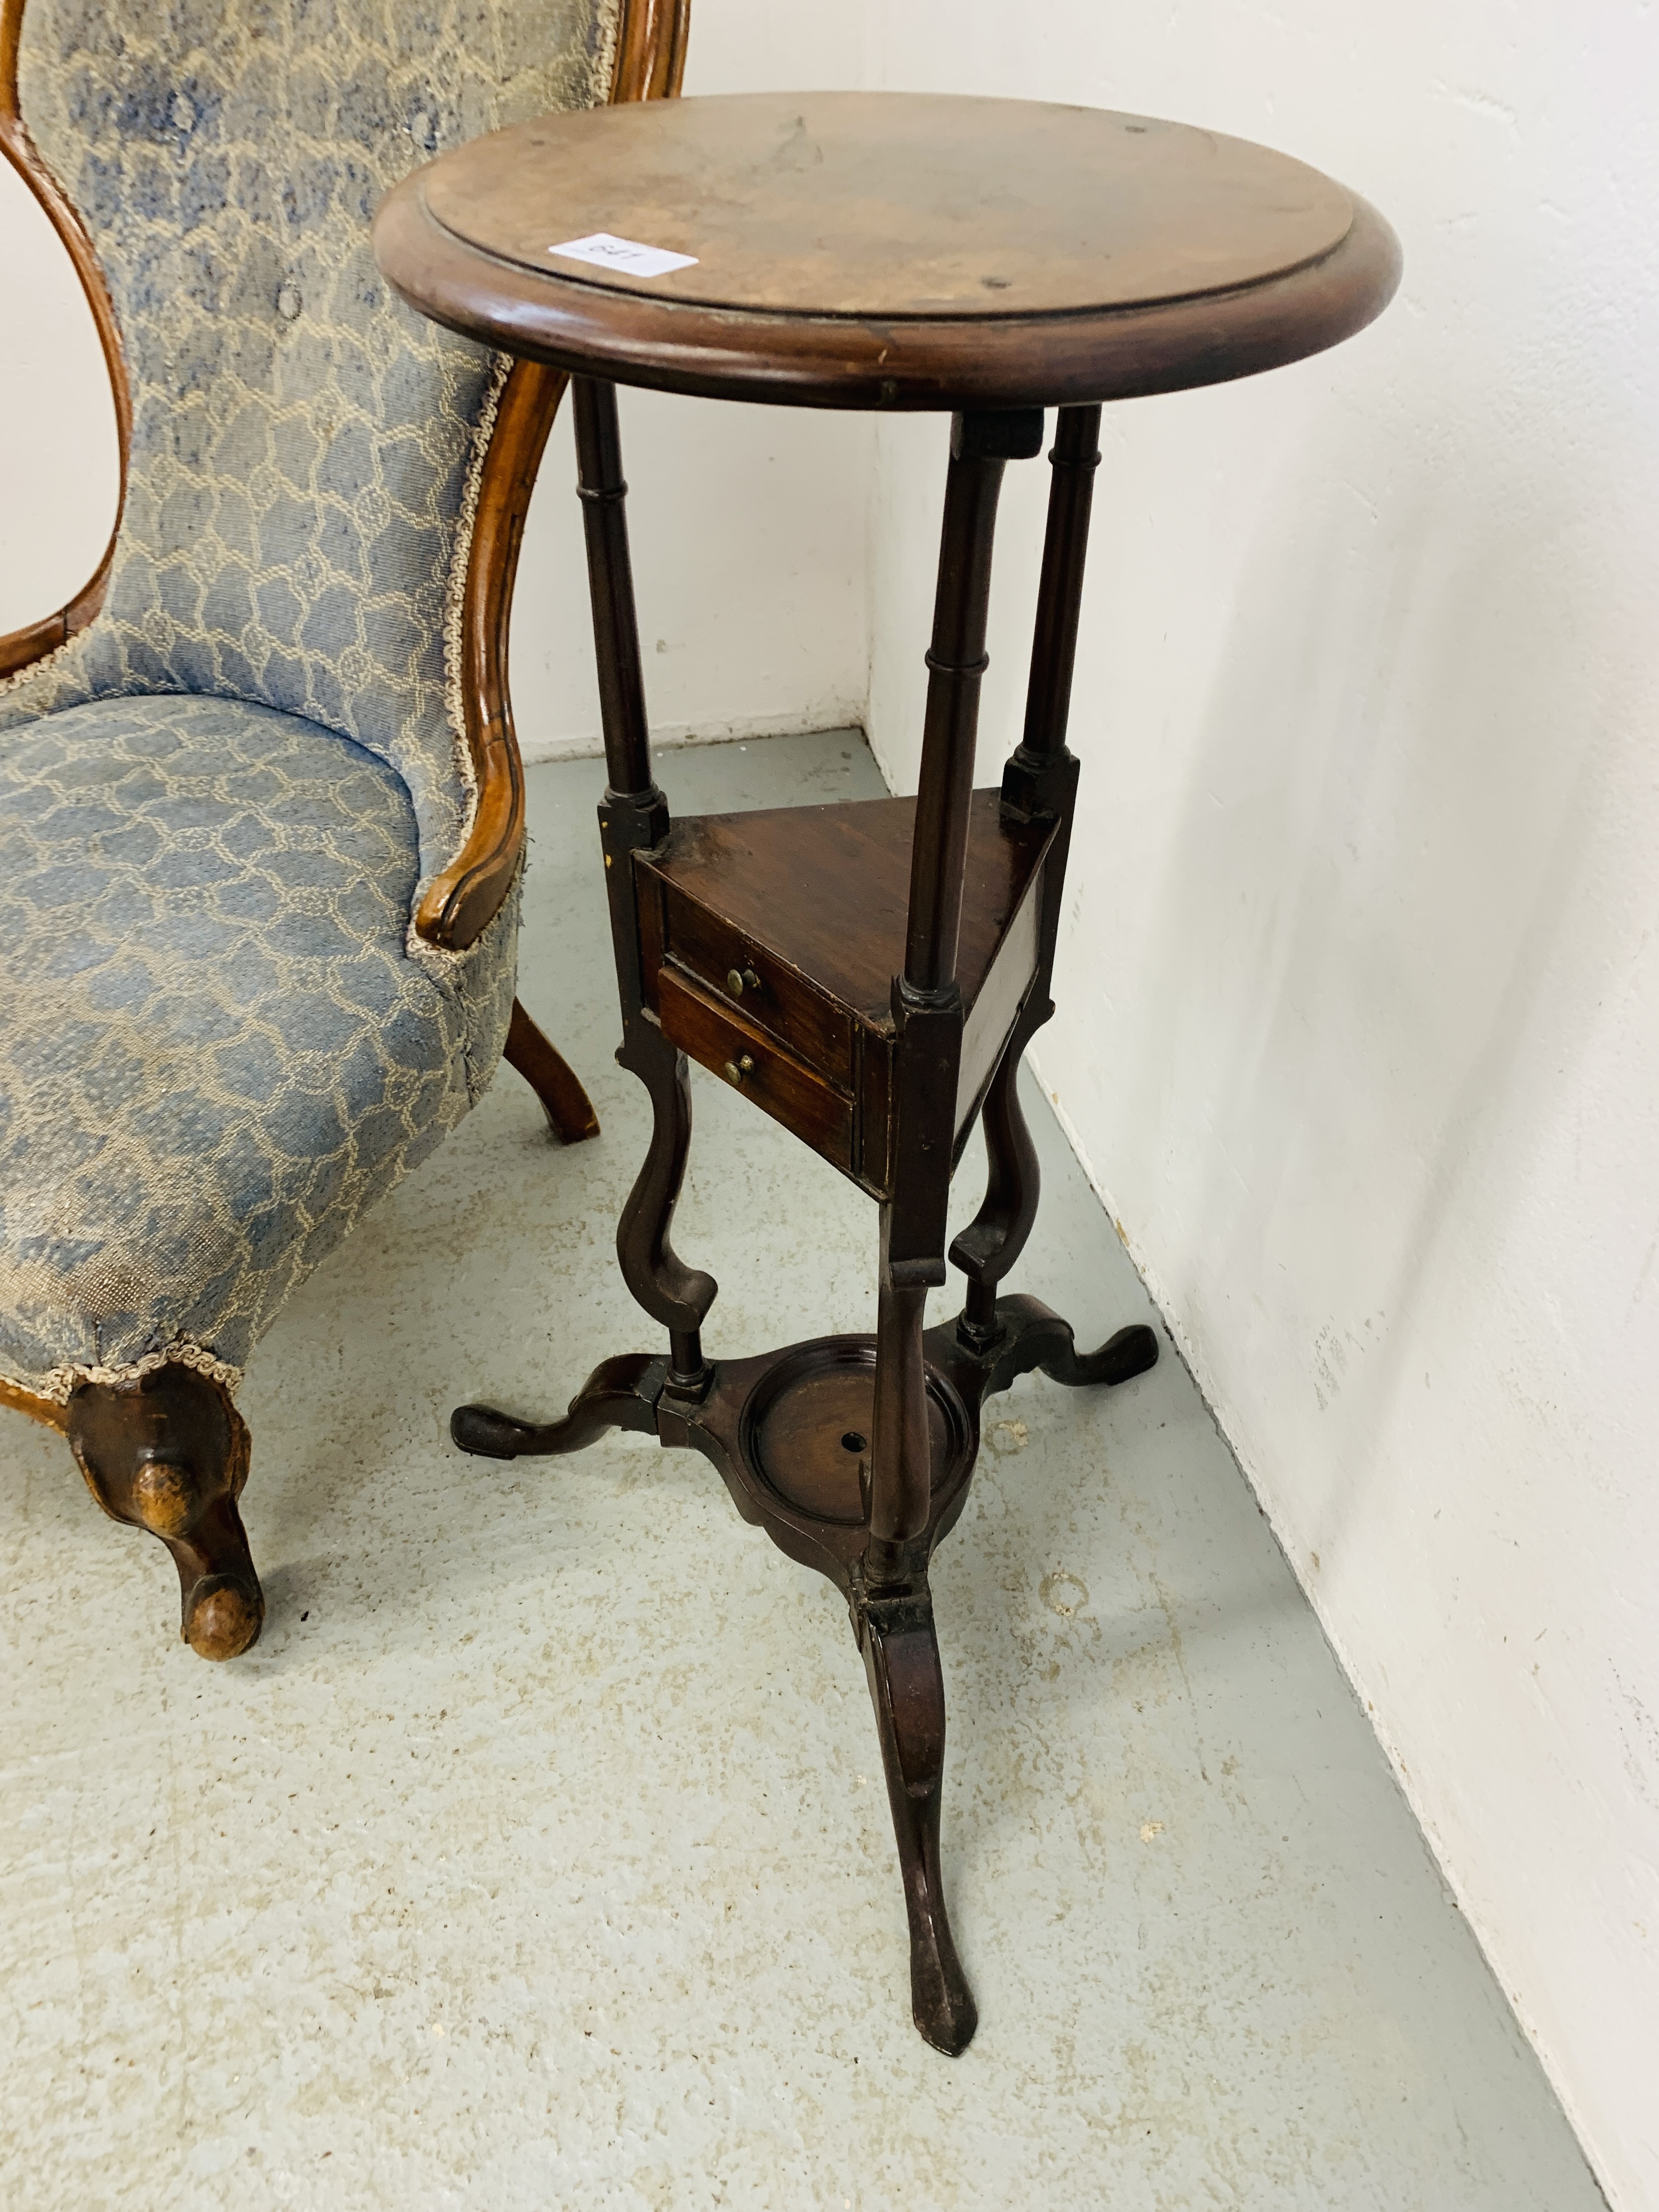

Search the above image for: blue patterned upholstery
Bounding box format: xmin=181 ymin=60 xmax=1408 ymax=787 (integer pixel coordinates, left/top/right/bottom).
xmin=0 ymin=0 xmax=620 ymax=1401
xmin=0 ymin=695 xmax=517 ymax=1396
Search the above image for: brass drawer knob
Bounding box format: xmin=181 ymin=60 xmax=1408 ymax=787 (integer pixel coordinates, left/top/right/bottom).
xmin=723 ymin=1054 xmax=756 ymax=1085
xmin=725 ymin=965 xmax=760 ymax=998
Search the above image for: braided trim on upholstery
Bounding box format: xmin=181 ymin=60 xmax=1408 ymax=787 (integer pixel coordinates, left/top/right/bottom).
xmin=20 ymin=1339 xmax=244 ymax=1408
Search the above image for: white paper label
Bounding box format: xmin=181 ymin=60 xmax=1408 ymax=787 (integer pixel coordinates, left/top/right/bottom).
xmin=548 ymin=232 xmax=698 ymax=279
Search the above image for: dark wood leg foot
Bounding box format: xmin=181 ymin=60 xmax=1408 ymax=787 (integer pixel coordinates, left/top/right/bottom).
xmin=855 ymin=1577 xmax=978 ymax=2055
xmin=452 ymin=1352 xmax=664 ymax=1458
xmin=942 ymin=1290 xmax=1158 ymax=1403
xmin=66 ymin=1364 xmax=263 ymax=1660
xmin=505 ymin=997 xmax=600 ymax=1144
xmin=1040 ymin=1319 xmax=1159 ymax=1387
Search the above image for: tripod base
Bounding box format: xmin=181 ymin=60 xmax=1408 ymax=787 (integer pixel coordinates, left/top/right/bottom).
xmin=453 ymin=1295 xmax=1156 ymax=2053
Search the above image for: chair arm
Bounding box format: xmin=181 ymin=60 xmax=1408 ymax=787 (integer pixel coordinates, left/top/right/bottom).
xmin=415 ymin=355 xmax=563 ymax=951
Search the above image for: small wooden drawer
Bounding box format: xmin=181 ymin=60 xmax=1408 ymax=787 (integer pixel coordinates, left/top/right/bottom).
xmin=659 ymin=881 xmax=855 ymax=1092
xmin=658 ymin=962 xmax=854 ymax=1176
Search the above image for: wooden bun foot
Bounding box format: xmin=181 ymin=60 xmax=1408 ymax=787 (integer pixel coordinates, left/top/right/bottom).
xmin=66 ymin=1364 xmax=264 ymax=1660
xmin=181 ymin=1565 xmax=265 ymax=1661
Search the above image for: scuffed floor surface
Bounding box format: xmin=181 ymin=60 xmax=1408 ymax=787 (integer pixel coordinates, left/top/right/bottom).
xmin=0 ymin=733 xmax=1606 ymax=2211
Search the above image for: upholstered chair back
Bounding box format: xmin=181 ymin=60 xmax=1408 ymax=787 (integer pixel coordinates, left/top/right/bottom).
xmin=2 ymin=0 xmax=620 ymax=896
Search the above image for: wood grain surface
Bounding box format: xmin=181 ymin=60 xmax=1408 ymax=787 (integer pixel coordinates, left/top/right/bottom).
xmin=425 ymin=92 xmax=1356 ymax=319
xmin=643 ymin=791 xmax=1051 ymax=1028
xmin=375 ymin=89 xmax=1400 ymax=410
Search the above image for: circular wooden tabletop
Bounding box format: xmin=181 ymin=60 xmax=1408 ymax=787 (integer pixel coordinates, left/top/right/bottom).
xmin=374 ymin=91 xmax=1400 ymax=410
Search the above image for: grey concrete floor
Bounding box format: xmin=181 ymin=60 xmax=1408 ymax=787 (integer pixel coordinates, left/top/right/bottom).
xmin=0 ymin=730 xmax=1604 ymax=2211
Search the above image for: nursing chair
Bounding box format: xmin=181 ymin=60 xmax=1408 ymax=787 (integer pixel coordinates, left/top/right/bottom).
xmin=0 ymin=0 xmax=690 ymax=1658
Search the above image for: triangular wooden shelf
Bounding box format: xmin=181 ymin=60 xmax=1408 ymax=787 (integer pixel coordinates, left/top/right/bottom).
xmin=634 ymin=791 xmax=1058 ymax=1196
xmin=643 ymin=789 xmax=1053 ymax=1024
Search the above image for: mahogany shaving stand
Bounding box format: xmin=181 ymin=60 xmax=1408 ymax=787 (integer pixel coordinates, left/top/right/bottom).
xmin=375 ymin=88 xmax=1400 ymax=2053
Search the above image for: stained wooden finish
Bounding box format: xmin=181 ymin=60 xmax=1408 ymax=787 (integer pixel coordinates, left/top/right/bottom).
xmin=657 ymin=964 xmax=855 ymax=1172
xmin=905 ymin=409 xmax=1040 ymax=996
xmin=0 ymin=1373 xmax=66 ymax=1431
xmin=640 ymin=793 xmax=1053 ymax=1030
xmin=0 ymin=0 xmax=131 ymax=680
xmin=504 ymin=996 xmax=602 ymax=1143
xmin=1012 ymin=404 xmax=1104 ymax=799
xmin=654 ymin=876 xmax=855 ymax=1075
xmin=455 ymin=1304 xmax=1154 ymax=1610
xmin=448 ymin=388 xmax=1170 ymax=2049
xmin=427 ymin=99 xmax=1395 ymax=2047
xmin=431 ymin=94 xmax=1356 ymax=317
xmin=573 ymin=375 xmax=656 ymax=799
xmin=609 ymin=0 xmax=691 ymax=106
xmin=635 ymin=790 xmax=1054 ymax=1193
xmin=66 ymin=1364 xmax=263 ymax=1661
xmin=414 ymin=355 xmax=562 ymax=950
xmin=374 ymin=91 xmax=1401 ymax=411
xmin=453 ymin=1295 xmax=1156 ymax=2049
xmin=575 ymin=376 xmax=714 ymax=1391
xmin=860 ymin=1583 xmax=974 ymax=2052
xmin=955 ymin=405 xmax=1103 ymax=1335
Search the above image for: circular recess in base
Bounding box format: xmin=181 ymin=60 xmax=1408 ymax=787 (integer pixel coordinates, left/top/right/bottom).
xmin=739 ymin=1336 xmax=973 ymax=1529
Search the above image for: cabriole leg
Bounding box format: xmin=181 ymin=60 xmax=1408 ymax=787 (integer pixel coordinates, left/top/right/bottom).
xmin=855 ymin=1576 xmax=978 ymax=2055
xmin=66 ymin=1363 xmax=263 ymax=1660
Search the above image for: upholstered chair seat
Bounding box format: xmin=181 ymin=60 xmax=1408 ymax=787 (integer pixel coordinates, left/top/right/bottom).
xmin=0 ymin=0 xmax=684 ymax=1658
xmin=0 ymin=693 xmax=512 ymax=1398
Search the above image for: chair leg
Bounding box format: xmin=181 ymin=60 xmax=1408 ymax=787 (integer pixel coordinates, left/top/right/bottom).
xmin=65 ymin=1363 xmax=264 ymax=1660
xmin=505 ymin=997 xmax=600 ymax=1144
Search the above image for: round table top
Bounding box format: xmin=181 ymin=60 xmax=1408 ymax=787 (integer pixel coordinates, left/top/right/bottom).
xmin=374 ymin=91 xmax=1400 ymax=411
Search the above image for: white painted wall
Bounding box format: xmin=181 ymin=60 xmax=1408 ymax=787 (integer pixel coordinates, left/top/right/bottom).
xmin=859 ymin=8 xmax=1657 ymax=2208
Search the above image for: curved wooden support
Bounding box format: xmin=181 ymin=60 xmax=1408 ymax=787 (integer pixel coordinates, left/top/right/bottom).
xmin=857 ymin=1579 xmax=978 ymax=2055
xmin=65 ymin=1363 xmax=263 ymax=1660
xmin=949 ymin=1029 xmax=1042 ymax=1338
xmin=504 ymin=996 xmax=600 ymax=1142
xmin=616 ymin=1037 xmax=717 ymax=1378
xmin=0 ymin=0 xmax=132 ymax=680
xmin=453 ymin=1351 xmax=663 ymax=1459
xmin=415 ymin=358 xmax=566 ymax=950
xmin=610 ymin=0 xmax=691 ymax=103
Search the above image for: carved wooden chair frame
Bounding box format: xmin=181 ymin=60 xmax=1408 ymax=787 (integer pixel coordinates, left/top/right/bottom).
xmin=0 ymin=0 xmax=690 ymax=1654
